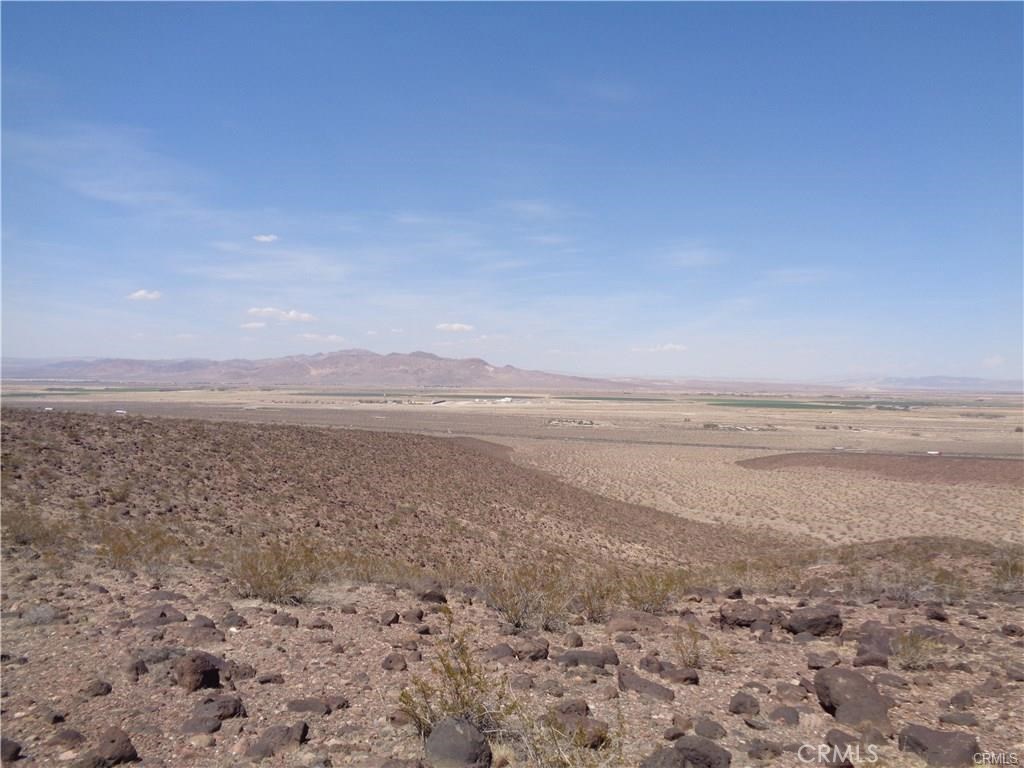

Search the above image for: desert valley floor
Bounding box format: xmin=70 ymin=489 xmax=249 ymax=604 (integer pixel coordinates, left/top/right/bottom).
xmin=1 ymin=386 xmax=1022 ymax=767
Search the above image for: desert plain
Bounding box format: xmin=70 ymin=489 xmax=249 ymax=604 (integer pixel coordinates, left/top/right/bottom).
xmin=1 ymin=384 xmax=1022 ymax=768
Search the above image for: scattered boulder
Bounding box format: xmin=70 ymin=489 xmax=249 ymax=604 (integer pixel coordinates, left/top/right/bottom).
xmin=270 ymin=612 xmax=298 ymax=628
xmin=413 ymin=579 xmax=447 ymax=605
xmin=814 ymin=668 xmax=891 ymax=731
xmin=245 ymin=721 xmax=309 ymax=761
xmin=694 ymin=718 xmax=726 ymax=740
xmin=719 ymin=601 xmax=763 ymax=629
xmin=511 ymin=636 xmax=549 ymax=661
xmin=785 ymin=605 xmax=842 ymax=637
xmin=607 ymin=610 xmax=666 ymax=633
xmin=768 ymin=706 xmax=799 ymax=725
xmin=728 ymin=691 xmax=760 ymax=716
xmin=82 ymin=680 xmax=113 ymax=698
xmin=380 ymin=611 xmax=400 ymax=627
xmin=898 ymin=724 xmax=980 ymax=767
xmin=556 ymin=648 xmax=619 ymax=669
xmin=1 ymin=737 xmax=21 ymax=763
xmin=134 ymin=605 xmax=186 ymax=626
xmin=382 ymin=653 xmax=408 ymax=671
xmin=544 ymin=703 xmax=609 ymax=749
xmin=424 ymin=718 xmax=491 ymax=768
xmin=174 ymin=651 xmax=221 ymax=692
xmin=193 ymin=695 xmax=246 ymax=721
xmin=640 ymin=735 xmax=732 ymax=768
xmin=93 ymin=727 xmax=139 ymax=765
xmin=1001 ymin=623 xmax=1024 ymax=637
xmin=287 ymin=698 xmax=331 ymax=716
xmin=618 ymin=667 xmax=674 ymax=702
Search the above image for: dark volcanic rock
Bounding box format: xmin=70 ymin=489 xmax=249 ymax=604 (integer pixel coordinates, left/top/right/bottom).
xmin=134 ymin=604 xmax=186 ymax=626
xmin=694 ymin=718 xmax=726 ymax=740
xmin=174 ymin=651 xmax=221 ymax=692
xmin=181 ymin=716 xmax=221 ymax=735
xmin=270 ymin=612 xmax=298 ymax=628
xmin=640 ymin=735 xmax=733 ymax=767
xmin=768 ymin=706 xmax=799 ymax=725
xmin=245 ymin=721 xmax=309 ymax=760
xmin=785 ymin=605 xmax=842 ymax=637
xmin=382 ymin=653 xmax=408 ymax=671
xmin=82 ymin=679 xmax=113 ymax=697
xmin=728 ymin=691 xmax=760 ymax=716
xmin=719 ymin=601 xmax=763 ymax=629
xmin=556 ymin=647 xmax=619 ymax=669
xmin=95 ymin=727 xmax=139 ymax=765
xmin=424 ymin=717 xmax=492 ymax=767
xmin=287 ymin=698 xmax=331 ymax=716
xmin=1 ymin=737 xmax=21 ymax=763
xmin=193 ymin=695 xmax=246 ymax=721
xmin=898 ymin=724 xmax=980 ymax=767
xmin=814 ymin=668 xmax=891 ymax=731
xmin=618 ymin=667 xmax=674 ymax=702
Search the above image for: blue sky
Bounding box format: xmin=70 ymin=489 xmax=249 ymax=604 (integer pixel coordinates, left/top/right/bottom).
xmin=3 ymin=2 xmax=1021 ymax=380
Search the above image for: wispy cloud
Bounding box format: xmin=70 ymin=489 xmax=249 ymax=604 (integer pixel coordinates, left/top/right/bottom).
xmin=247 ymin=307 xmax=314 ymax=322
xmin=982 ymin=354 xmax=1006 ymax=369
xmin=632 ymin=343 xmax=687 ymax=353
xmin=500 ymin=199 xmax=566 ymax=220
xmin=665 ymin=245 xmax=725 ymax=268
xmin=436 ymin=322 xmax=474 ymax=332
xmin=765 ymin=267 xmax=830 ymax=285
xmin=127 ymin=289 xmax=161 ymax=301
xmin=297 ymin=333 xmax=344 ymax=343
xmin=240 ymin=321 xmax=266 ymax=329
xmin=252 ymin=234 xmax=279 ymax=243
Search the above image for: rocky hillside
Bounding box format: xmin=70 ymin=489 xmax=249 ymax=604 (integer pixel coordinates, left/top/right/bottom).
xmin=2 ymin=409 xmax=1022 ymax=767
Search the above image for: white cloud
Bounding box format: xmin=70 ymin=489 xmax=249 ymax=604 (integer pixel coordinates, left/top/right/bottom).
xmin=173 ymin=333 xmax=196 ymax=340
xmin=252 ymin=234 xmax=279 ymax=242
xmin=632 ymin=343 xmax=687 ymax=353
xmin=297 ymin=333 xmax=345 ymax=343
xmin=240 ymin=321 xmax=266 ymax=329
xmin=436 ymin=322 xmax=474 ymax=332
xmin=247 ymin=307 xmax=314 ymax=322
xmin=127 ymin=289 xmax=161 ymax=301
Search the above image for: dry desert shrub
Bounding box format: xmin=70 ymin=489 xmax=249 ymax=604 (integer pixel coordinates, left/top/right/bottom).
xmin=891 ymin=632 xmax=945 ymax=671
xmin=672 ymin=624 xmax=703 ymax=669
xmin=512 ymin=708 xmax=624 ymax=768
xmin=399 ymin=607 xmax=510 ymax=738
xmin=486 ymin=562 xmax=571 ymax=631
xmin=97 ymin=520 xmax=183 ymax=579
xmin=619 ymin=566 xmax=682 ymax=614
xmin=226 ymin=538 xmax=332 ymax=604
xmin=575 ymin=570 xmax=619 ymax=623
xmin=992 ymin=548 xmax=1024 ymax=592
xmin=1 ymin=504 xmax=67 ymax=550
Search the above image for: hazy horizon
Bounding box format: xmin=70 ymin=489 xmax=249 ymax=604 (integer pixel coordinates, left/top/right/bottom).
xmin=3 ymin=3 xmax=1022 ymax=381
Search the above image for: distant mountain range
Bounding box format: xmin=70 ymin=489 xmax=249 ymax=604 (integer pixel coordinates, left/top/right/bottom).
xmin=1 ymin=349 xmax=620 ymax=389
xmin=2 ymin=350 xmax=1020 ymax=393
